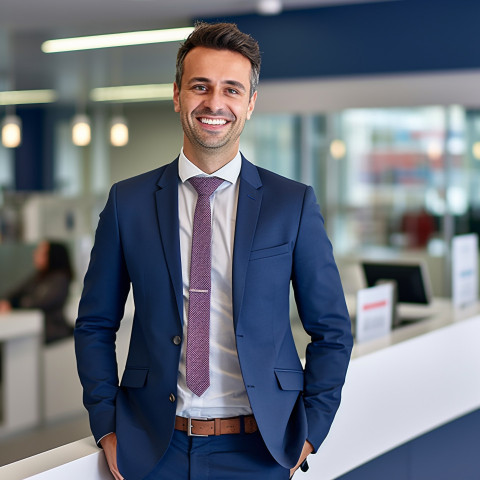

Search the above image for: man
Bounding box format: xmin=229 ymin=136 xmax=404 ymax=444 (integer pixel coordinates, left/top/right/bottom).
xmin=75 ymin=22 xmax=353 ymax=480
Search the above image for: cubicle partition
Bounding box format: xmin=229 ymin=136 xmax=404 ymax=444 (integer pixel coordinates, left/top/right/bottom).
xmin=0 ymin=311 xmax=43 ymax=438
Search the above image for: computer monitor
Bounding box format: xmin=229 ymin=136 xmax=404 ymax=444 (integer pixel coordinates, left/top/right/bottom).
xmin=361 ymin=259 xmax=433 ymax=305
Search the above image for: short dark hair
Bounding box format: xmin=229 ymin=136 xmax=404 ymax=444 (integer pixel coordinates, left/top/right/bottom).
xmin=176 ymin=22 xmax=261 ymax=98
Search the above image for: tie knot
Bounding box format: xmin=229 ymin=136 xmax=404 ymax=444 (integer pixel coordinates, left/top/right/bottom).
xmin=188 ymin=176 xmax=224 ymax=197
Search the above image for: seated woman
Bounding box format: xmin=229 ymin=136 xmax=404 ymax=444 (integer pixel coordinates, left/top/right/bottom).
xmin=0 ymin=241 xmax=74 ymax=344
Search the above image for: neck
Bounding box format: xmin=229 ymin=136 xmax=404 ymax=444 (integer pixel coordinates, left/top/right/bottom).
xmin=183 ymin=143 xmax=239 ymax=174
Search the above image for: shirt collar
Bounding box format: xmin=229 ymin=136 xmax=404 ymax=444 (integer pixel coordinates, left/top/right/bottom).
xmin=178 ymin=148 xmax=241 ymax=185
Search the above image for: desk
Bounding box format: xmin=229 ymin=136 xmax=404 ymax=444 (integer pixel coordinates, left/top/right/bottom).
xmin=1 ymin=303 xmax=479 ymax=479
xmin=0 ymin=310 xmax=43 ymax=438
xmin=299 ymin=300 xmax=480 ymax=479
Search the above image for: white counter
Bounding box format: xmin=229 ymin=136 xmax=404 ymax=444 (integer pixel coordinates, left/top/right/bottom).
xmin=304 ymin=302 xmax=480 ymax=479
xmin=0 ymin=310 xmax=43 ymax=438
xmin=1 ymin=302 xmax=480 ymax=479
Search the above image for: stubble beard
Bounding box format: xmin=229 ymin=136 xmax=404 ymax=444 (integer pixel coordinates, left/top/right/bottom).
xmin=181 ymin=108 xmax=246 ymax=154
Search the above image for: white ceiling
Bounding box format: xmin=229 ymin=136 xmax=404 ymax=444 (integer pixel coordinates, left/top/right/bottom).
xmin=0 ymin=0 xmax=391 ymax=104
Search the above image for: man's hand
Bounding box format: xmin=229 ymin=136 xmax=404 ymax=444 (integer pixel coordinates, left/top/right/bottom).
xmin=290 ymin=440 xmax=314 ymax=478
xmin=100 ymin=433 xmax=124 ymax=480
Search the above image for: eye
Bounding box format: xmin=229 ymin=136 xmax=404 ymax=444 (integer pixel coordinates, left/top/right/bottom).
xmin=192 ymin=85 xmax=207 ymax=92
xmin=227 ymin=88 xmax=239 ymax=95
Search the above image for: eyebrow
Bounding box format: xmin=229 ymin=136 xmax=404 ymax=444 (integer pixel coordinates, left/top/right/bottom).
xmin=187 ymin=77 xmax=247 ymax=93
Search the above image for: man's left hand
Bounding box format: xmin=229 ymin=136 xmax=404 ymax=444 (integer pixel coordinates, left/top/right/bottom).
xmin=290 ymin=440 xmax=314 ymax=478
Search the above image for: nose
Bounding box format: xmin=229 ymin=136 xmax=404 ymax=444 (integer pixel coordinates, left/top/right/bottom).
xmin=202 ymin=89 xmax=224 ymax=113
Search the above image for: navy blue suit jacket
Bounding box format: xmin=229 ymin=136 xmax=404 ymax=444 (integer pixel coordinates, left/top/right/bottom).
xmin=75 ymin=156 xmax=353 ymax=480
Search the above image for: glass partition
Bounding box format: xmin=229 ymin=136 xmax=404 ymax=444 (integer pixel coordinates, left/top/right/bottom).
xmin=242 ymin=105 xmax=480 ymax=298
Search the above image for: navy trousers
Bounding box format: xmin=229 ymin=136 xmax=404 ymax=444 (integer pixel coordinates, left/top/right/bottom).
xmin=143 ymin=429 xmax=290 ymax=480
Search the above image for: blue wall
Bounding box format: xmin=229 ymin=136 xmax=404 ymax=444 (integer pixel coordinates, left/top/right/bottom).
xmin=13 ymin=106 xmax=74 ymax=192
xmin=14 ymin=108 xmax=48 ymax=191
xmin=203 ymin=0 xmax=480 ymax=80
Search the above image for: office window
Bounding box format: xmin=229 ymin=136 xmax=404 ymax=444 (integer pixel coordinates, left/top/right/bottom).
xmin=0 ymin=145 xmax=14 ymax=191
xmin=464 ymin=110 xmax=480 ymax=239
xmin=54 ymin=121 xmax=83 ymax=195
xmin=328 ymin=107 xmax=451 ymax=253
xmin=241 ymin=114 xmax=300 ymax=181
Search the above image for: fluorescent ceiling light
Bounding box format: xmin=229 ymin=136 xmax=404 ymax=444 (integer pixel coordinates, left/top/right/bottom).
xmin=42 ymin=26 xmax=194 ymax=53
xmin=90 ymin=84 xmax=173 ymax=103
xmin=0 ymin=89 xmax=58 ymax=105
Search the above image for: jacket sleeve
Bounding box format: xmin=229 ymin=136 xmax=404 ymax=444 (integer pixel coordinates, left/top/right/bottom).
xmin=74 ymin=183 xmax=131 ymax=444
xmin=291 ymin=186 xmax=353 ymax=452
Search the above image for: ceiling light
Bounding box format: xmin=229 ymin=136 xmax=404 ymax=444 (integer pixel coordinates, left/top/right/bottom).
xmin=42 ymin=26 xmax=194 ymax=53
xmin=427 ymin=142 xmax=443 ymax=161
xmin=473 ymin=142 xmax=480 ymax=160
xmin=0 ymin=89 xmax=58 ymax=106
xmin=90 ymin=84 xmax=173 ymax=103
xmin=110 ymin=116 xmax=129 ymax=147
xmin=257 ymin=0 xmax=283 ymax=15
xmin=72 ymin=114 xmax=91 ymax=147
xmin=2 ymin=115 xmax=22 ymax=148
xmin=330 ymin=139 xmax=346 ymax=159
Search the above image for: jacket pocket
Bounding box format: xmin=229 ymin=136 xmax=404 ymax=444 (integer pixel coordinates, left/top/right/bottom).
xmin=274 ymin=368 xmax=304 ymax=391
xmin=249 ymin=243 xmax=290 ymax=261
xmin=120 ymin=367 xmax=149 ymax=388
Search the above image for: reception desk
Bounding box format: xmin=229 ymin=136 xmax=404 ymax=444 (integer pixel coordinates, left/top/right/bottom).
xmin=0 ymin=310 xmax=43 ymax=438
xmin=304 ymin=300 xmax=480 ymax=479
xmin=1 ymin=302 xmax=479 ymax=479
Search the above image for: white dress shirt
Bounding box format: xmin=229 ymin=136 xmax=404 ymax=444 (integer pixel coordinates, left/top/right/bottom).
xmin=176 ymin=149 xmax=252 ymax=419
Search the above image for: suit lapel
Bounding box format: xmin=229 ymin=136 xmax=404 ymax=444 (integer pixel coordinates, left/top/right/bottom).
xmin=155 ymin=159 xmax=183 ymax=324
xmin=232 ymin=157 xmax=263 ymax=330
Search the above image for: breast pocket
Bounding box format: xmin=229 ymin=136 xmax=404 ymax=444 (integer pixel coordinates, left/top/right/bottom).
xmin=249 ymin=243 xmax=290 ymax=261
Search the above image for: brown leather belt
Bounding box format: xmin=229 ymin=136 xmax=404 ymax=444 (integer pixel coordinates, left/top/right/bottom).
xmin=175 ymin=415 xmax=257 ymax=437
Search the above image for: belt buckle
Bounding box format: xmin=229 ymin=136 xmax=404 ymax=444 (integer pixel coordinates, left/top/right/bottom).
xmin=187 ymin=417 xmax=208 ymax=437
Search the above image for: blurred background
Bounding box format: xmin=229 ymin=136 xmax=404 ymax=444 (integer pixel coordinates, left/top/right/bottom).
xmin=1 ymin=0 xmax=480 ymax=470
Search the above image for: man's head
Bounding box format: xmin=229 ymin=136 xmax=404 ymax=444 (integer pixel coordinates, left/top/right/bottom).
xmin=173 ymin=22 xmax=260 ymax=168
xmin=176 ymin=22 xmax=261 ymax=98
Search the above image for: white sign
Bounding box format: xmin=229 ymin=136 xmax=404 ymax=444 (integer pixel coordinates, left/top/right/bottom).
xmin=356 ymin=283 xmax=394 ymax=343
xmin=452 ymin=233 xmax=478 ymax=308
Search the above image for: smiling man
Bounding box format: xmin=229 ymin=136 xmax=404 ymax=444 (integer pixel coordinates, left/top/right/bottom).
xmin=75 ymin=22 xmax=353 ymax=480
xmin=174 ymin=46 xmax=255 ymax=166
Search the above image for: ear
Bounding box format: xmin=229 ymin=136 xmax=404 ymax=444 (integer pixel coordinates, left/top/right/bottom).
xmin=246 ymin=91 xmax=257 ymax=120
xmin=173 ymin=82 xmax=181 ymax=113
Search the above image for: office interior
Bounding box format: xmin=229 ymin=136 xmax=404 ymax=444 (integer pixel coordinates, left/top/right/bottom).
xmin=0 ymin=1 xmax=479 ymax=479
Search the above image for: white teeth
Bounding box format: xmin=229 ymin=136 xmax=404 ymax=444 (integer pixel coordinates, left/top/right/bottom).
xmin=200 ymin=118 xmax=227 ymax=125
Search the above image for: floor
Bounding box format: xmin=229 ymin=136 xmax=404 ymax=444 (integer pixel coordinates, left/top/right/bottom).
xmin=0 ymin=412 xmax=91 ymax=468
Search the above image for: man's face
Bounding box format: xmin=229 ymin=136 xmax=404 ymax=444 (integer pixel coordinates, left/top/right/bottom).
xmin=173 ymin=46 xmax=257 ymax=158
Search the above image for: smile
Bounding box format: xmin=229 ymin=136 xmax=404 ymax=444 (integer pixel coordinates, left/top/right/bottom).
xmin=200 ymin=118 xmax=227 ymax=125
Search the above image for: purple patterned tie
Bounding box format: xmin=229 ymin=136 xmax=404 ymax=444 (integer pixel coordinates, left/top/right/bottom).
xmin=186 ymin=176 xmax=224 ymax=396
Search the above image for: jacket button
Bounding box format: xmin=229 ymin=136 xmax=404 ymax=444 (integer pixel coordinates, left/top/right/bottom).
xmin=169 ymin=393 xmax=176 ymax=403
xmin=172 ymin=336 xmax=181 ymax=345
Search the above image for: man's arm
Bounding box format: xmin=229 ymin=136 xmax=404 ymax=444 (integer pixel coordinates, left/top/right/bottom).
xmin=74 ymin=183 xmax=131 ymax=444
xmin=292 ymin=186 xmax=353 ymax=452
